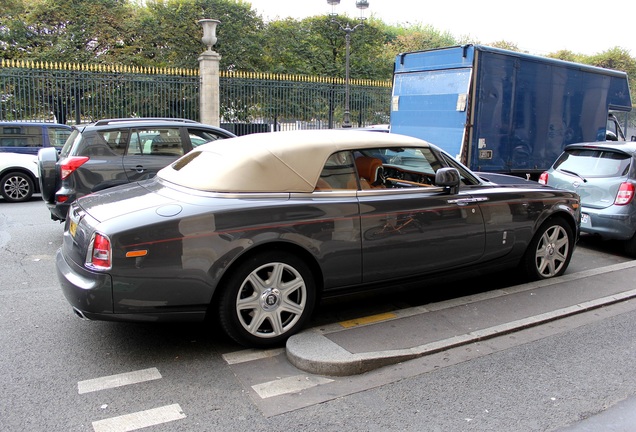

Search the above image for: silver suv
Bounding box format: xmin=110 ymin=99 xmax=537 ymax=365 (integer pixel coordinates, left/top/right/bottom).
xmin=38 ymin=118 xmax=235 ymax=221
xmin=539 ymin=140 xmax=636 ymax=256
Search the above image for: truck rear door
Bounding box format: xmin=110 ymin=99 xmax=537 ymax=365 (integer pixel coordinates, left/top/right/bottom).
xmin=390 ymin=46 xmax=475 ymax=161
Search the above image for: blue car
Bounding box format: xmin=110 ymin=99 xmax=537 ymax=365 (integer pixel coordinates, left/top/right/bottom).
xmin=0 ymin=121 xmax=72 ymax=155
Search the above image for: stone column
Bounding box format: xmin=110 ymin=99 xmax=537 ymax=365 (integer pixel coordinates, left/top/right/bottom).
xmin=198 ymin=19 xmax=222 ymax=126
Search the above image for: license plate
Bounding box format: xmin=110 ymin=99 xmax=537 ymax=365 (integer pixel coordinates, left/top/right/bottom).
xmin=581 ymin=213 xmax=590 ymax=225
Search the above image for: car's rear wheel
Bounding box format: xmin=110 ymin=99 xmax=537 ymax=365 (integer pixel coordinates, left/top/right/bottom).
xmin=37 ymin=147 xmax=59 ymax=204
xmin=218 ymin=251 xmax=316 ymax=348
xmin=1 ymin=172 xmax=35 ymax=203
xmin=521 ymin=217 xmax=574 ymax=281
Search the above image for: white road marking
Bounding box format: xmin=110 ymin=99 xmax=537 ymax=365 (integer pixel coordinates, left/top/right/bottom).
xmin=92 ymin=404 xmax=185 ymax=432
xmin=78 ymin=368 xmax=162 ymax=394
xmin=252 ymin=374 xmax=334 ymax=399
xmin=222 ymin=348 xmax=285 ymax=364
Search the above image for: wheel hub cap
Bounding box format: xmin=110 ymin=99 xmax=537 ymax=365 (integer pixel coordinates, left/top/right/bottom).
xmin=260 ymin=288 xmax=281 ymax=311
xmin=546 ymin=243 xmax=555 ymax=256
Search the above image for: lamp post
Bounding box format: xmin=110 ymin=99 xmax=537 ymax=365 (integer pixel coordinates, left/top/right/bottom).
xmin=327 ymin=0 xmax=369 ymax=128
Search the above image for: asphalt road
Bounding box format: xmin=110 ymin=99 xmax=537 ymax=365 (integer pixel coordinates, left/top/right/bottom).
xmin=1 ymin=197 xmax=636 ymax=431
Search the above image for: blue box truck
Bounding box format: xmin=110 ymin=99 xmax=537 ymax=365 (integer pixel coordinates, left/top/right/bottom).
xmin=389 ymin=44 xmax=633 ymax=180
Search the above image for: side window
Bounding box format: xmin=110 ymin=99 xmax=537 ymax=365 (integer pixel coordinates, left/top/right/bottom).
xmin=87 ymin=130 xmax=127 ymax=157
xmin=438 ymin=151 xmax=481 ymax=185
xmin=316 ymin=151 xmax=357 ymax=190
xmin=48 ymin=127 xmax=72 ymax=150
xmin=129 ymin=129 xmax=155 ymax=155
xmin=187 ymin=128 xmax=227 ymax=148
xmin=128 ymin=131 xmax=144 ymax=155
xmin=349 ymin=146 xmax=474 ymax=188
xmin=0 ymin=125 xmax=40 ymax=148
xmin=144 ymin=128 xmax=185 ymax=156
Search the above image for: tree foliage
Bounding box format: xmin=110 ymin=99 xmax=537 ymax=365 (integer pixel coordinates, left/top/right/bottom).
xmin=0 ymin=0 xmax=135 ymax=63
xmin=1 ymin=0 xmax=635 ymax=107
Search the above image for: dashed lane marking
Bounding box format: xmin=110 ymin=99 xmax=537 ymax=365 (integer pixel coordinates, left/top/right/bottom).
xmin=78 ymin=368 xmax=162 ymax=394
xmin=252 ymin=374 xmax=334 ymax=399
xmin=91 ymin=403 xmax=185 ymax=432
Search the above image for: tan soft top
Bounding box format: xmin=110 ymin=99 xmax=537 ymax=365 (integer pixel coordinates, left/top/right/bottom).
xmin=157 ymin=129 xmax=431 ymax=193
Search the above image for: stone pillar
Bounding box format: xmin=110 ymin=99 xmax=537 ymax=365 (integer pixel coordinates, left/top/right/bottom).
xmin=198 ymin=19 xmax=222 ymax=126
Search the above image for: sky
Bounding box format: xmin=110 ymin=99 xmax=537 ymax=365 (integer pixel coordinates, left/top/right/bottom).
xmin=243 ymin=0 xmax=635 ymax=57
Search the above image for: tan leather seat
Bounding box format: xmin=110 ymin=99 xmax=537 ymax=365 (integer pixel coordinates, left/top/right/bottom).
xmin=355 ymin=157 xmax=384 ymax=189
xmin=314 ymin=178 xmax=333 ymax=191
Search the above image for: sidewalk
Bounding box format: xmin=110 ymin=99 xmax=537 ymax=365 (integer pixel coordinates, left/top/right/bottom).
xmin=286 ymin=261 xmax=636 ymax=376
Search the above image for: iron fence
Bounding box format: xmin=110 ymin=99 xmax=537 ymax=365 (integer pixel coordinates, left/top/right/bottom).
xmin=0 ymin=59 xmax=392 ymax=133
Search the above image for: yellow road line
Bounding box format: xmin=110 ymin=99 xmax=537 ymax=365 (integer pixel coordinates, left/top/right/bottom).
xmin=339 ymin=312 xmax=397 ymax=328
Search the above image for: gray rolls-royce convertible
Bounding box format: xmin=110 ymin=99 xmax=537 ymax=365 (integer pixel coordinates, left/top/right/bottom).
xmin=56 ymin=130 xmax=580 ymax=347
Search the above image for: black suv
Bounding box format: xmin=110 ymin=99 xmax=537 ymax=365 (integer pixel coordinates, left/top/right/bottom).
xmin=38 ymin=118 xmax=236 ymax=221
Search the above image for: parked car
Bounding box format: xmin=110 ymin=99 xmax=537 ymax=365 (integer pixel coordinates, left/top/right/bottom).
xmin=0 ymin=152 xmax=40 ymax=202
xmin=38 ymin=118 xmax=236 ymax=222
xmin=0 ymin=121 xmax=72 ymax=155
xmin=539 ymin=140 xmax=636 ymax=256
xmin=56 ymin=130 xmax=580 ymax=348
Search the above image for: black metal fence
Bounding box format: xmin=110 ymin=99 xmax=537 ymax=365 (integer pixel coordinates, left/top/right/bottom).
xmin=0 ymin=59 xmax=392 ymax=133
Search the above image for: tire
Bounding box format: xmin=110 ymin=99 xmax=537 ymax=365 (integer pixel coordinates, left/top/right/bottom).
xmin=1 ymin=171 xmax=35 ymax=203
xmin=623 ymin=233 xmax=636 ymax=258
xmin=218 ymin=251 xmax=316 ymax=348
xmin=520 ymin=217 xmax=574 ymax=281
xmin=37 ymin=147 xmax=59 ymax=204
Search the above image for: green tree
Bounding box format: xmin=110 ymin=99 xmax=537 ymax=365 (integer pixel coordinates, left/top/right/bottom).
xmin=548 ymin=49 xmax=586 ymax=63
xmin=0 ymin=0 xmax=30 ymax=60
xmin=487 ymin=40 xmax=521 ymax=51
xmin=127 ymin=0 xmax=266 ymax=70
xmin=1 ymin=0 xmax=134 ymax=63
xmin=259 ymin=15 xmax=390 ymax=80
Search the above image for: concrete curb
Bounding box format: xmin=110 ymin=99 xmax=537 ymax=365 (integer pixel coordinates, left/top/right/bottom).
xmin=286 ymin=262 xmax=636 ymax=376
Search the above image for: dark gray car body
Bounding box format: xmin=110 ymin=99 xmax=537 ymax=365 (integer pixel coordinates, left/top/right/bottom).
xmin=55 ymin=130 xmax=580 ymax=347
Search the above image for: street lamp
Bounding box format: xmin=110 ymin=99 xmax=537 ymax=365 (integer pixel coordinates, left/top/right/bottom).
xmin=327 ymin=0 xmax=369 ymax=128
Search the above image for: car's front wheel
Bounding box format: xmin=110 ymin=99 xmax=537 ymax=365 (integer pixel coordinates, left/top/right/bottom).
xmin=218 ymin=251 xmax=316 ymax=348
xmin=521 ymin=217 xmax=574 ymax=280
xmin=1 ymin=171 xmax=35 ymax=203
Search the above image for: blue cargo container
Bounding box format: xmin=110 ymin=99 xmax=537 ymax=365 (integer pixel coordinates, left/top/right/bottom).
xmin=390 ymin=44 xmax=633 ymax=179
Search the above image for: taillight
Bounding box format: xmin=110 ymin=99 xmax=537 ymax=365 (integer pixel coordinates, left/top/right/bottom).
xmin=86 ymin=232 xmax=112 ymax=270
xmin=615 ymin=182 xmax=635 ymax=205
xmin=60 ymin=156 xmax=89 ymax=180
xmin=538 ymin=172 xmax=548 ymax=185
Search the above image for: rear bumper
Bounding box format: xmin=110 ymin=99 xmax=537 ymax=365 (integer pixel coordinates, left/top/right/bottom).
xmin=47 ymin=202 xmax=70 ymax=221
xmin=56 ymin=248 xmax=114 ymax=315
xmin=56 ymin=248 xmax=206 ymax=323
xmin=580 ymin=205 xmax=636 ymax=241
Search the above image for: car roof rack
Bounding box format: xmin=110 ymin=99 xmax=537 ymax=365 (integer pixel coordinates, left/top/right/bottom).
xmin=93 ymin=117 xmax=199 ymax=126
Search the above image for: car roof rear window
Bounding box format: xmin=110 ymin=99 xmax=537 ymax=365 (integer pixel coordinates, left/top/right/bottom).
xmin=555 ymin=149 xmax=631 ymax=178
